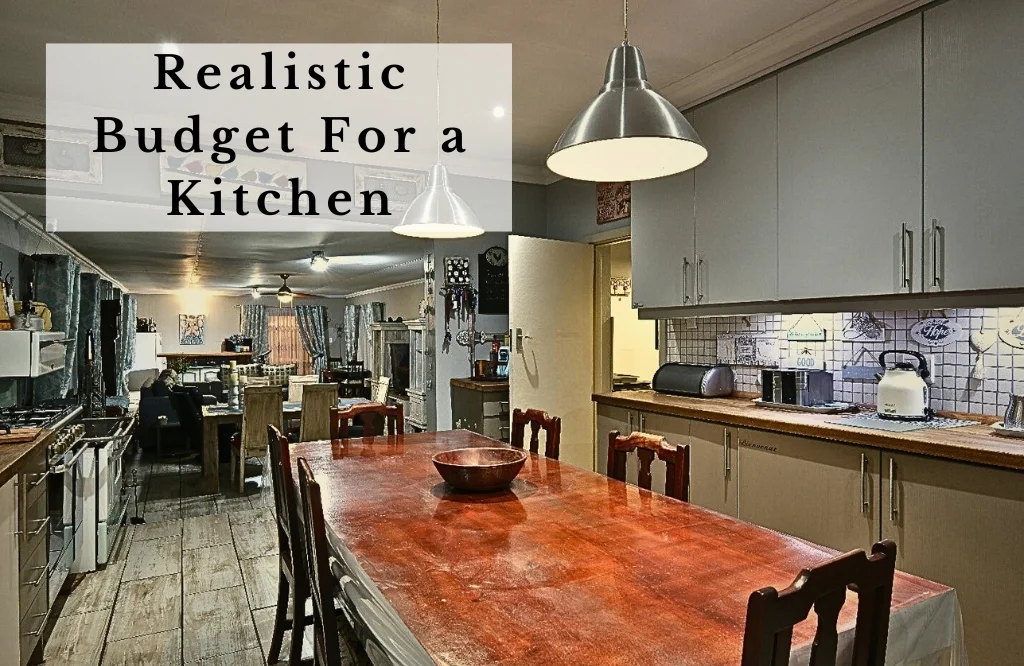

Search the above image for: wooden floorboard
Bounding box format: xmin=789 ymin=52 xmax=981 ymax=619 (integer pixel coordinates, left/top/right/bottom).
xmin=182 ymin=514 xmax=233 ymax=550
xmin=182 ymin=585 xmax=260 ymax=663
xmin=239 ymin=554 xmax=278 ymax=610
xmin=43 ymin=607 xmax=112 ymax=665
xmin=184 ymin=647 xmax=265 ymax=666
xmin=122 ymin=534 xmax=182 ymax=581
xmin=230 ymin=520 xmax=278 ymax=560
xmin=101 ymin=629 xmax=182 ymax=666
xmin=133 ymin=518 xmax=183 ymax=542
xmin=60 ymin=560 xmax=126 ymax=616
xmin=107 ymin=573 xmax=182 ymax=642
xmin=183 ymin=544 xmax=243 ymax=596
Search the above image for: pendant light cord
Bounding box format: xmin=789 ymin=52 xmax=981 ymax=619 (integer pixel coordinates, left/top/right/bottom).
xmin=623 ymin=0 xmax=628 ymax=42
xmin=435 ymin=0 xmax=442 ymax=163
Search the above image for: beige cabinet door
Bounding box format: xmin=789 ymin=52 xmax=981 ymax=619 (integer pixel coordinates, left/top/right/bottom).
xmin=882 ymin=452 xmax=1024 ymax=666
xmin=737 ymin=430 xmax=880 ymax=554
xmin=687 ymin=420 xmax=737 ymax=517
xmin=595 ymin=404 xmax=635 ymax=476
xmin=0 ymin=479 xmax=20 ymax=665
xmin=633 ymin=412 xmax=690 ymax=497
xmin=509 ymin=236 xmax=595 ymax=471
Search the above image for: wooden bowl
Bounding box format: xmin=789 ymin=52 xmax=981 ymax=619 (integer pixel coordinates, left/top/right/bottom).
xmin=432 ymin=447 xmax=528 ymax=493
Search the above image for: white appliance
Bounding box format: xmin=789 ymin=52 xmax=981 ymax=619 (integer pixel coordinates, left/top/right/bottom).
xmin=0 ymin=330 xmax=67 ymax=377
xmin=131 ymin=332 xmax=165 ymax=372
xmin=876 ymin=349 xmax=932 ymax=420
xmin=73 ymin=415 xmax=136 ymax=572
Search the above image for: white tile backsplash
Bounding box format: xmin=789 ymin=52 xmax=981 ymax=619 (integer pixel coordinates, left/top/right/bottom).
xmin=665 ymin=308 xmax=1024 ymax=417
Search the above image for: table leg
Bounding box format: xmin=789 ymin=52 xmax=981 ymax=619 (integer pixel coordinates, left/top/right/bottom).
xmin=203 ymin=418 xmax=220 ymax=493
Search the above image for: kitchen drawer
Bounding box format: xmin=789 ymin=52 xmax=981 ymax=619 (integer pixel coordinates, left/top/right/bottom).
xmin=18 ymin=493 xmax=47 ymax=568
xmin=18 ymin=538 xmax=47 ymax=622
xmin=482 ymin=398 xmax=509 ymax=418
xmin=19 ymin=576 xmax=48 ymax=666
xmin=19 ymin=449 xmax=47 ymax=511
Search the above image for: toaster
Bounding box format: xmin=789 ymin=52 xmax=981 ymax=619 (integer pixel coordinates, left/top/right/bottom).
xmin=761 ymin=370 xmax=834 ymax=406
xmin=652 ymin=363 xmax=735 ymax=398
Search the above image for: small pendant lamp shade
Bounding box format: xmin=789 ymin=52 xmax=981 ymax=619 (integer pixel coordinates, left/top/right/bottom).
xmin=393 ymin=163 xmax=484 ymax=238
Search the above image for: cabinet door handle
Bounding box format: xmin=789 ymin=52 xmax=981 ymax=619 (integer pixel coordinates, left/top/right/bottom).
xmin=639 ymin=413 xmax=647 ymax=432
xmin=931 ymin=218 xmax=944 ymax=288
xmin=627 ymin=412 xmax=635 ymax=434
xmin=888 ymin=457 xmax=898 ymax=523
xmin=17 ymin=516 xmax=49 ymax=539
xmin=900 ymin=223 xmax=912 ymax=289
xmin=723 ymin=430 xmax=732 ymax=477
xmin=25 ymin=470 xmax=49 ymax=489
xmin=696 ymin=256 xmax=705 ymax=303
xmin=682 ymin=258 xmax=691 ymax=304
xmin=860 ymin=453 xmax=869 ymax=514
xmin=27 ymin=565 xmax=47 ymax=587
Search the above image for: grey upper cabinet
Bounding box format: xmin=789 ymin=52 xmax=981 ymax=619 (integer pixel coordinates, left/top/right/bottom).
xmin=694 ymin=77 xmax=778 ymax=305
xmin=777 ymin=15 xmax=923 ymax=300
xmin=924 ymin=0 xmax=1024 ymax=292
xmin=630 ymin=170 xmax=695 ymax=309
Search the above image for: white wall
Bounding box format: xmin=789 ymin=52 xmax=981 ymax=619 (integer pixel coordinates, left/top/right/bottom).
xmin=433 ymin=233 xmax=509 ymax=431
xmin=343 ymin=281 xmax=424 ymax=321
xmin=609 ymin=242 xmax=659 ymax=382
xmin=545 ymin=178 xmax=630 ymax=243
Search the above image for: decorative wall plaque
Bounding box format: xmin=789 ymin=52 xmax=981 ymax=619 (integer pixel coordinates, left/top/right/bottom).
xmin=596 ymin=181 xmax=631 ymax=224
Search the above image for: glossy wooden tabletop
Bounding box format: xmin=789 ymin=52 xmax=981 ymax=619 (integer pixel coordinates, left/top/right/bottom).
xmin=293 ymin=430 xmax=949 ymax=666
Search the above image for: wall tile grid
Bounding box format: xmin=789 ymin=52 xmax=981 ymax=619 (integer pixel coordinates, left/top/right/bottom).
xmin=665 ymin=308 xmax=1024 ymax=417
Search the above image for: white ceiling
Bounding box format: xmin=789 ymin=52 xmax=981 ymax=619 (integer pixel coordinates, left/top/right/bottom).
xmin=0 ymin=0 xmax=925 ymax=294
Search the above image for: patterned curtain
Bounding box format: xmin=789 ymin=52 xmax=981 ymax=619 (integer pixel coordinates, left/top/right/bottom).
xmin=359 ymin=302 xmax=385 ymax=375
xmin=33 ymin=255 xmax=82 ymax=403
xmin=99 ymin=279 xmax=116 ymax=301
xmin=78 ymin=274 xmax=102 ymax=396
xmin=294 ymin=305 xmax=328 ymax=374
xmin=240 ymin=304 xmax=270 ymax=363
xmin=115 ymin=294 xmax=137 ymax=398
xmin=341 ymin=305 xmax=359 ymax=364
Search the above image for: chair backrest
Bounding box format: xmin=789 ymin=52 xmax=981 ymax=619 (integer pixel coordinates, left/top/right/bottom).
xmin=606 ymin=431 xmax=689 ymax=501
xmin=371 ymin=376 xmax=391 ymax=404
xmin=288 ymin=374 xmax=320 ymax=402
xmin=741 ymin=540 xmax=898 ymax=666
xmin=510 ymin=408 xmax=562 ymax=460
xmin=330 ymin=402 xmax=404 ymax=439
xmin=244 ymin=375 xmax=271 ymax=388
xmin=296 ymin=458 xmax=346 ymax=666
xmin=298 ymin=383 xmax=338 ymax=442
xmin=241 ymin=386 xmax=283 ymax=454
xmin=267 ymin=425 xmax=305 ymax=584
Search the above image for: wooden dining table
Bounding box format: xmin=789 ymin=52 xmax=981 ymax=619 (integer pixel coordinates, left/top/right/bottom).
xmin=200 ymin=397 xmax=367 ymax=492
xmin=293 ymin=430 xmax=966 ymax=666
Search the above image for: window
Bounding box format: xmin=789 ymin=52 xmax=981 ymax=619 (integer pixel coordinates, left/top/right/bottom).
xmin=267 ymin=311 xmax=313 ymax=374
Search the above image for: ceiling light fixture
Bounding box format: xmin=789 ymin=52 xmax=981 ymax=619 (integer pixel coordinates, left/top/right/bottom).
xmin=161 ymin=42 xmax=179 ymax=55
xmin=546 ymin=0 xmax=707 ymax=182
xmin=277 ymin=274 xmax=294 ymax=306
xmin=392 ymin=0 xmax=484 ymax=239
xmin=492 ymin=105 xmax=506 ymax=119
xmin=250 ymin=287 xmax=261 ymax=299
xmin=310 ymin=250 xmax=329 ymax=272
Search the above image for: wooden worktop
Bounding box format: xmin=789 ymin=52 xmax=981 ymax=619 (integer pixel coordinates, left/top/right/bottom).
xmin=294 ymin=431 xmax=952 ymax=666
xmin=0 ymin=429 xmax=49 ymax=488
xmin=593 ymin=390 xmax=1024 ymax=472
xmin=157 ymin=351 xmax=252 ymax=359
xmin=450 ymin=377 xmax=509 ymax=393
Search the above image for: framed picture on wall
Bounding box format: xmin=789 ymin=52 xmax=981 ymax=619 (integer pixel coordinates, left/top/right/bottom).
xmin=179 ymin=314 xmax=206 ymax=346
xmin=353 ymin=166 xmax=426 ymax=214
xmin=0 ymin=122 xmax=103 ymax=184
xmin=596 ymin=181 xmax=631 ymax=224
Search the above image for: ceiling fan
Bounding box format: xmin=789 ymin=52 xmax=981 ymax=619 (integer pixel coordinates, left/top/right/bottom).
xmin=249 ymin=274 xmax=317 ymax=304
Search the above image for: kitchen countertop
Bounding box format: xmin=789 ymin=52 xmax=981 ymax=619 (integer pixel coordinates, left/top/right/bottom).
xmin=450 ymin=377 xmax=509 ymax=393
xmin=0 ymin=429 xmax=50 ymax=488
xmin=593 ymin=390 xmax=1024 ymax=472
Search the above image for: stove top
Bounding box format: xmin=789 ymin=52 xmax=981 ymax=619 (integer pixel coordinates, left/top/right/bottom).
xmin=0 ymin=405 xmax=76 ymax=428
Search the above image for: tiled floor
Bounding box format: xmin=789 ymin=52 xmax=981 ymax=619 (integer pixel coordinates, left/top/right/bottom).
xmin=42 ymin=451 xmax=316 ymax=665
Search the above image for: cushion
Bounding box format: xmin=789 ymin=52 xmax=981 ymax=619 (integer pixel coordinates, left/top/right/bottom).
xmin=261 ymin=364 xmax=297 ymax=387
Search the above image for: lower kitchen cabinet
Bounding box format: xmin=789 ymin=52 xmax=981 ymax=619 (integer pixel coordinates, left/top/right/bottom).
xmin=0 ymin=477 xmax=20 ymax=666
xmin=882 ymin=452 xmax=1024 ymax=666
xmin=684 ymin=419 xmax=737 ymax=517
xmin=736 ymin=430 xmax=881 ymax=554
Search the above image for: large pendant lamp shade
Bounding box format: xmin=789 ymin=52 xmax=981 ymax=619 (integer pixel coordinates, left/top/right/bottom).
xmin=393 ymin=163 xmax=484 ymax=238
xmin=547 ymin=2 xmax=707 ymax=182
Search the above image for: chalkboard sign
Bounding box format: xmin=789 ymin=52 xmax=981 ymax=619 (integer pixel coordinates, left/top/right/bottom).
xmin=477 ymin=246 xmax=508 ymax=315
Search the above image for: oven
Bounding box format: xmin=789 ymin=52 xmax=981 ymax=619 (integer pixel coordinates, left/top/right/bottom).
xmin=46 ymin=430 xmax=87 ymax=603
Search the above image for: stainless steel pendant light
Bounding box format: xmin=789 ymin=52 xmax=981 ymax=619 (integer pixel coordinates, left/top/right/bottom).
xmin=393 ymin=0 xmax=484 ymax=239
xmin=547 ymin=0 xmax=707 ymax=182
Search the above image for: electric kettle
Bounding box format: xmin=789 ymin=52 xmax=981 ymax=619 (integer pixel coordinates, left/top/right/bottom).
xmin=876 ymin=350 xmax=932 ymax=420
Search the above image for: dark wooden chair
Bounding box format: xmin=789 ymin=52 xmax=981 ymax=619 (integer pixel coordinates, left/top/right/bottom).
xmin=330 ymin=402 xmax=404 ymax=439
xmin=296 ymin=457 xmax=366 ymax=666
xmin=265 ymin=425 xmax=312 ymax=665
xmin=741 ymin=540 xmax=898 ymax=666
xmin=510 ymin=408 xmax=561 ymax=460
xmin=606 ymin=431 xmax=690 ymax=501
